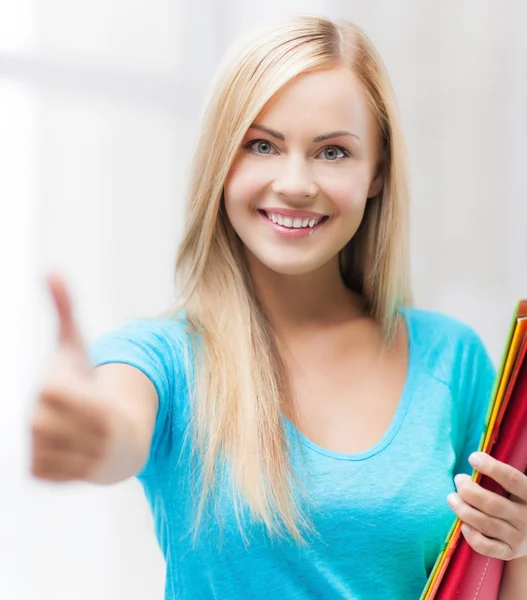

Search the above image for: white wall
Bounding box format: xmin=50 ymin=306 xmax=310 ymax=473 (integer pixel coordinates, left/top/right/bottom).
xmin=1 ymin=0 xmax=526 ymax=598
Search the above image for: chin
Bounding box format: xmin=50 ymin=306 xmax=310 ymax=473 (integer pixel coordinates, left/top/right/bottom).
xmin=267 ymin=264 xmax=316 ymax=276
xmin=253 ymin=253 xmax=328 ymax=277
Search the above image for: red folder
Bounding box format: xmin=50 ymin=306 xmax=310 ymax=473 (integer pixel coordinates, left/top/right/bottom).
xmin=420 ymin=300 xmax=527 ymax=599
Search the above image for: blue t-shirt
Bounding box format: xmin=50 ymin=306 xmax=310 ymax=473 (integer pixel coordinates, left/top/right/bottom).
xmin=88 ymin=307 xmax=496 ymax=599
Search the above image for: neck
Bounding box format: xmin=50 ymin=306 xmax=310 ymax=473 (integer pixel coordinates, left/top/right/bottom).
xmin=246 ymin=252 xmax=366 ymax=335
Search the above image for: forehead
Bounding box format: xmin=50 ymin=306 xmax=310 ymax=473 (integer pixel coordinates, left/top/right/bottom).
xmin=255 ymin=66 xmax=375 ymax=138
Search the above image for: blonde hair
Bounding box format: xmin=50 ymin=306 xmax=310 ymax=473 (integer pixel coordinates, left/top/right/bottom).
xmin=170 ymin=15 xmax=412 ymax=542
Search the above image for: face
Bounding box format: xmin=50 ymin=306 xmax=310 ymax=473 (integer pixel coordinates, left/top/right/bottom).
xmin=224 ymin=66 xmax=383 ymax=277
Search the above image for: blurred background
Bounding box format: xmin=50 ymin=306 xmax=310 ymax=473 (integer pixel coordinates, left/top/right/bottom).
xmin=1 ymin=0 xmax=526 ymax=598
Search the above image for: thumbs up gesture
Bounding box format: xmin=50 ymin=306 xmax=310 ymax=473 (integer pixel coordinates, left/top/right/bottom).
xmin=30 ymin=274 xmax=113 ymax=482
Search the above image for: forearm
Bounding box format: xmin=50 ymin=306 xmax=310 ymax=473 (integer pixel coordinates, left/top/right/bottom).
xmin=85 ymin=405 xmax=150 ymax=485
xmin=499 ymin=556 xmax=527 ymax=599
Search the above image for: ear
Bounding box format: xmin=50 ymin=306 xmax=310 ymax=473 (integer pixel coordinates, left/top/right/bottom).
xmin=367 ymin=157 xmax=385 ymax=198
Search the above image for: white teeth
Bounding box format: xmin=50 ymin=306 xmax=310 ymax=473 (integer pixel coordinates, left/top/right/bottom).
xmin=264 ymin=212 xmax=323 ymax=229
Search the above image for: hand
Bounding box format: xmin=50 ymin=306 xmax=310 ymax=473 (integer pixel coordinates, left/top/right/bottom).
xmin=447 ymin=452 xmax=527 ymax=561
xmin=30 ymin=273 xmax=112 ymax=482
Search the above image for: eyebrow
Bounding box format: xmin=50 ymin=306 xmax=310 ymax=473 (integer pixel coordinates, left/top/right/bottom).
xmin=249 ymin=123 xmax=361 ymax=143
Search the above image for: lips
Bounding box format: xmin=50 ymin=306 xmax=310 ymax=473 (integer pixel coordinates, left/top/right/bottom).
xmin=260 ymin=207 xmax=326 ymax=218
xmin=257 ymin=209 xmax=329 ymax=238
xmin=258 ymin=209 xmax=328 ymax=230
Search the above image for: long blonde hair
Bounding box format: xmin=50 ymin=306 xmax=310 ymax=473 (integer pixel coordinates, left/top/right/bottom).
xmin=171 ymin=15 xmax=412 ymax=542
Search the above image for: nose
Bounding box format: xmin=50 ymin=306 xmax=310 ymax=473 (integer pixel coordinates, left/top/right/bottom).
xmin=271 ymin=156 xmax=318 ymax=200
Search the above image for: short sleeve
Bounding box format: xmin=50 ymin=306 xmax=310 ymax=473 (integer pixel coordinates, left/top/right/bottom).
xmin=88 ymin=318 xmax=188 ymax=479
xmin=453 ymin=331 xmax=496 ymax=476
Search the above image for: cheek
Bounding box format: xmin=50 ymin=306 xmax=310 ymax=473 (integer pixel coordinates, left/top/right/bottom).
xmin=224 ymin=158 xmax=269 ymax=213
xmin=321 ymin=173 xmax=369 ymax=214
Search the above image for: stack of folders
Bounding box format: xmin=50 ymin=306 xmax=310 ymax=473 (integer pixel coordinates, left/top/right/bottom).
xmin=420 ymin=300 xmax=527 ymax=600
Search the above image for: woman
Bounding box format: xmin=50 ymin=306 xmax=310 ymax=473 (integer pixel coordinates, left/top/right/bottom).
xmin=31 ymin=15 xmax=527 ymax=599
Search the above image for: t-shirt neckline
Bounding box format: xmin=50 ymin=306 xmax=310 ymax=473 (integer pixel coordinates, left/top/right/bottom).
xmin=283 ymin=307 xmax=416 ymax=462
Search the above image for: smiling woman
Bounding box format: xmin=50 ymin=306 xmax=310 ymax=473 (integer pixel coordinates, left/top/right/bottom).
xmin=30 ymin=12 xmax=527 ymax=600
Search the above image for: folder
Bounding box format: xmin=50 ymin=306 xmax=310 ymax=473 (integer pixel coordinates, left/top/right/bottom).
xmin=420 ymin=300 xmax=527 ymax=600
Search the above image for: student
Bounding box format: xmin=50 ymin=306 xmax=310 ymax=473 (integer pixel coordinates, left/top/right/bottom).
xmin=31 ymin=15 xmax=527 ymax=600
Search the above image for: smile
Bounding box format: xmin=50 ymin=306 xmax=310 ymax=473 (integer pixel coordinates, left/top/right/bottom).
xmin=263 ymin=211 xmax=325 ymax=228
xmin=257 ymin=209 xmax=329 ymax=238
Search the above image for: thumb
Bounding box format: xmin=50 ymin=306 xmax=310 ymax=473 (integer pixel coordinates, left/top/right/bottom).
xmin=45 ymin=272 xmax=88 ymax=356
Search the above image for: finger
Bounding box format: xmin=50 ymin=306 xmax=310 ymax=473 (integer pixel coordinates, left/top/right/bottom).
xmin=447 ymin=492 xmax=521 ymax=548
xmin=454 ymin=473 xmax=522 ymax=529
xmin=37 ymin=384 xmax=111 ymax=439
xmin=460 ymin=523 xmax=514 ymax=561
xmin=31 ymin=448 xmax=95 ymax=482
xmin=30 ymin=405 xmax=108 ymax=458
xmin=469 ymin=452 xmax=527 ymax=502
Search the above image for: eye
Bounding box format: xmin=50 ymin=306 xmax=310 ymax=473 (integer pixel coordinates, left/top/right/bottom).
xmin=317 ymin=145 xmax=350 ymax=161
xmin=246 ymin=140 xmax=277 ymax=155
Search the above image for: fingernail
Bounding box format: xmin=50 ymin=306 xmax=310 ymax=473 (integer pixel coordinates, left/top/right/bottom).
xmin=469 ymin=453 xmax=483 ymax=468
xmin=447 ymin=493 xmax=459 ymax=508
xmin=454 ymin=474 xmax=464 ymax=489
xmin=462 ymin=524 xmax=472 ymax=535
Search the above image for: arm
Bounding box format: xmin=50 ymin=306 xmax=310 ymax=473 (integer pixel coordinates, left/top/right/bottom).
xmin=31 ymin=275 xmax=160 ymax=486
xmin=86 ymin=363 xmax=158 ymax=484
xmin=499 ymin=556 xmax=527 ymax=599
